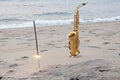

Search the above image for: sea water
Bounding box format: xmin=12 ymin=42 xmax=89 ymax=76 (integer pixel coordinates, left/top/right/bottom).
xmin=0 ymin=0 xmax=120 ymax=29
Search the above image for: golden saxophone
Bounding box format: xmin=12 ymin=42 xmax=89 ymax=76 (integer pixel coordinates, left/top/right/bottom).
xmin=67 ymin=2 xmax=88 ymax=57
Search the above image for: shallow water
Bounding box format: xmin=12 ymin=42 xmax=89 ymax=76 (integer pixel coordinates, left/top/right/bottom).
xmin=0 ymin=0 xmax=120 ymax=28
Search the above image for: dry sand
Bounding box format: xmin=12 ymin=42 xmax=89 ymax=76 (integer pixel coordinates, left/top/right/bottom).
xmin=0 ymin=21 xmax=120 ymax=80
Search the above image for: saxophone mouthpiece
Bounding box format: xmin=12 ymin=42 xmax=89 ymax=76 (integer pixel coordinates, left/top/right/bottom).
xmin=82 ymin=2 xmax=88 ymax=6
xmin=76 ymin=2 xmax=88 ymax=10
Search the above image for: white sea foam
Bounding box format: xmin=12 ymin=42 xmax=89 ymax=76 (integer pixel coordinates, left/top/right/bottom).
xmin=0 ymin=16 xmax=120 ymax=29
xmin=81 ymin=16 xmax=120 ymax=23
xmin=0 ymin=19 xmax=73 ymax=29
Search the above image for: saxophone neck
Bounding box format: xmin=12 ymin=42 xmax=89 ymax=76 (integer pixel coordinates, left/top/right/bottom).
xmin=75 ymin=2 xmax=88 ymax=13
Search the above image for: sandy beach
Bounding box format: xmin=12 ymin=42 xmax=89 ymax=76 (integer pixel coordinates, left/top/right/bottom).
xmin=0 ymin=21 xmax=120 ymax=80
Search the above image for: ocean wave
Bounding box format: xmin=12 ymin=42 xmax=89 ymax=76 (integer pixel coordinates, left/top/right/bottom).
xmin=81 ymin=16 xmax=120 ymax=23
xmin=0 ymin=18 xmax=27 ymax=22
xmin=0 ymin=16 xmax=120 ymax=29
xmin=34 ymin=11 xmax=72 ymax=17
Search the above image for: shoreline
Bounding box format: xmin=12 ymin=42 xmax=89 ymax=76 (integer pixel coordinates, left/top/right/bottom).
xmin=0 ymin=21 xmax=120 ymax=80
xmin=0 ymin=21 xmax=120 ymax=30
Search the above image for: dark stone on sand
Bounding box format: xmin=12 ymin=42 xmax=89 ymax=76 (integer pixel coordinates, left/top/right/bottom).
xmin=118 ymin=53 xmax=120 ymax=56
xmin=40 ymin=49 xmax=48 ymax=52
xmin=8 ymin=70 xmax=14 ymax=73
xmin=70 ymin=78 xmax=74 ymax=80
xmin=82 ymin=3 xmax=87 ymax=5
xmin=9 ymin=64 xmax=18 ymax=67
xmin=103 ymin=42 xmax=110 ymax=44
xmin=99 ymin=69 xmax=110 ymax=72
xmin=39 ymin=70 xmax=42 ymax=72
xmin=21 ymin=56 xmax=29 ymax=59
xmin=0 ymin=76 xmax=3 ymax=80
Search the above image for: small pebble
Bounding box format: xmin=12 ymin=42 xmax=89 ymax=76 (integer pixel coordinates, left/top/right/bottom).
xmin=40 ymin=50 xmax=48 ymax=52
xmin=70 ymin=78 xmax=74 ymax=80
xmin=118 ymin=53 xmax=120 ymax=56
xmin=103 ymin=42 xmax=110 ymax=44
xmin=99 ymin=69 xmax=110 ymax=72
xmin=75 ymin=77 xmax=79 ymax=80
xmin=8 ymin=70 xmax=14 ymax=73
xmin=0 ymin=76 xmax=3 ymax=80
xmin=9 ymin=64 xmax=18 ymax=67
xmin=21 ymin=56 xmax=29 ymax=59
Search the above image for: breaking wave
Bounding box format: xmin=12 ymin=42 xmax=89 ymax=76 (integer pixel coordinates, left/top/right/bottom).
xmin=0 ymin=16 xmax=120 ymax=29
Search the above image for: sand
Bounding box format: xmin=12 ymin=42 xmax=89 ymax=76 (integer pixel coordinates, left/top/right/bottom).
xmin=0 ymin=21 xmax=120 ymax=80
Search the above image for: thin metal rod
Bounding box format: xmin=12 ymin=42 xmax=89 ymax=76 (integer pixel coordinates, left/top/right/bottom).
xmin=33 ymin=20 xmax=39 ymax=55
xmin=33 ymin=20 xmax=41 ymax=72
xmin=38 ymin=59 xmax=41 ymax=72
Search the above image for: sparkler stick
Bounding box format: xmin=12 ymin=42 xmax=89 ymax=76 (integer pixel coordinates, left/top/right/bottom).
xmin=33 ymin=20 xmax=41 ymax=72
xmin=33 ymin=20 xmax=39 ymax=55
